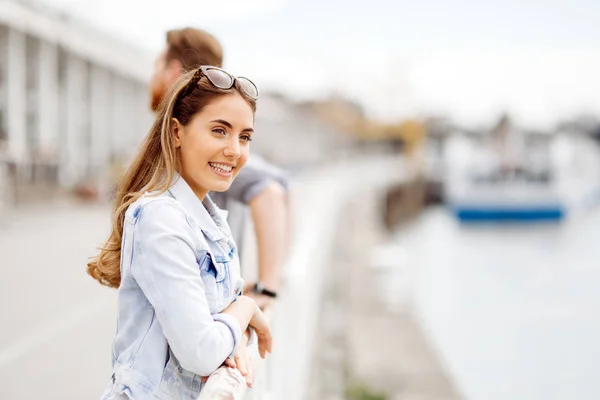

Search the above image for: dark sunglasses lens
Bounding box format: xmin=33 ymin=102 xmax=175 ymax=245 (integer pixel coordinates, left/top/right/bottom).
xmin=205 ymin=68 xmax=234 ymax=89
xmin=237 ymin=78 xmax=259 ymax=99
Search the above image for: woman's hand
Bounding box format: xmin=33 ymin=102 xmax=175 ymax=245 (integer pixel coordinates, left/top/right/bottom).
xmin=223 ymin=332 xmax=254 ymax=388
xmin=249 ymin=306 xmax=273 ymax=359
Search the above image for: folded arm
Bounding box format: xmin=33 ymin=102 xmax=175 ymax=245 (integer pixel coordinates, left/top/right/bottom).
xmin=131 ymin=200 xmax=255 ymax=376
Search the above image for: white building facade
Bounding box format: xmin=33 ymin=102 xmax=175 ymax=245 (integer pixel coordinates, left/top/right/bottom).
xmin=0 ymin=0 xmax=153 ymax=194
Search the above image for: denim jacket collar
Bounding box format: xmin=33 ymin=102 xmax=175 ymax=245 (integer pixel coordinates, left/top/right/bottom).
xmin=167 ymin=173 xmax=227 ymax=242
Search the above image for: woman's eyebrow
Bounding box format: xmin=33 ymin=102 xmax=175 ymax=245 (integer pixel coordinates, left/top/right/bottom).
xmin=210 ymin=119 xmax=233 ymax=129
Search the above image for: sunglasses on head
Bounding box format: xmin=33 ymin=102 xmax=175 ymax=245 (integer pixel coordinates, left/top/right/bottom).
xmin=179 ymin=66 xmax=259 ymax=101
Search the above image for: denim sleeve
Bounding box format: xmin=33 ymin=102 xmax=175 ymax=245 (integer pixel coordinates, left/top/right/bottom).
xmin=130 ymin=200 xmax=241 ymax=376
xmin=212 ymin=314 xmax=243 ymax=353
xmin=226 ymin=156 xmax=289 ymax=205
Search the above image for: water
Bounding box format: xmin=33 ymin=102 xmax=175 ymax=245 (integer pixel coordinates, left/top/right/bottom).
xmin=390 ymin=206 xmax=600 ymax=400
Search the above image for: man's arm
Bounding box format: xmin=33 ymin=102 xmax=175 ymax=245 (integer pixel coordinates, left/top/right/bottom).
xmin=249 ymin=181 xmax=288 ymax=292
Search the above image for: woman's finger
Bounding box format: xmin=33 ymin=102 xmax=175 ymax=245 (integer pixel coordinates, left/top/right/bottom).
xmin=246 ymin=367 xmax=254 ymax=388
xmin=258 ymin=334 xmax=273 ymax=359
xmin=235 ymin=354 xmax=248 ymax=376
xmin=258 ymin=338 xmax=268 ymax=359
xmin=266 ymin=334 xmax=273 ymax=353
xmin=224 ymin=358 xmax=236 ymax=369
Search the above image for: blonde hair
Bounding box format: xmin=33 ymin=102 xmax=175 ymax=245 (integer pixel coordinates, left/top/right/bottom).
xmin=87 ymin=70 xmax=256 ymax=288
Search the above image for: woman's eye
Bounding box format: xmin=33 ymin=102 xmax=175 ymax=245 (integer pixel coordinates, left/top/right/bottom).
xmin=213 ymin=128 xmax=227 ymax=136
xmin=240 ymin=134 xmax=252 ymax=142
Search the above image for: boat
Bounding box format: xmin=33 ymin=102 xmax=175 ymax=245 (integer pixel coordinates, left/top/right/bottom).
xmin=447 ymin=166 xmax=565 ymax=222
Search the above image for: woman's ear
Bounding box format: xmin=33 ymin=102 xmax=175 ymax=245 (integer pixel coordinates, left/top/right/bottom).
xmin=171 ymin=118 xmax=183 ymax=148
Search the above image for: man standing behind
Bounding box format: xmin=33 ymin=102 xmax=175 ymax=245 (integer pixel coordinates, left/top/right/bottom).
xmin=149 ymin=28 xmax=288 ymax=309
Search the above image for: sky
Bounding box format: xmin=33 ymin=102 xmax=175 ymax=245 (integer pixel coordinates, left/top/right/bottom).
xmin=43 ymin=0 xmax=600 ymax=130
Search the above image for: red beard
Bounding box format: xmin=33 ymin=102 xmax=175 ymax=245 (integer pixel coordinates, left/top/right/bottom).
xmin=150 ymin=82 xmax=166 ymax=112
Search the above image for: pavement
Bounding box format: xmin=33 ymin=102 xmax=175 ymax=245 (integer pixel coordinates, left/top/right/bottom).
xmin=0 ymin=200 xmax=117 ymax=399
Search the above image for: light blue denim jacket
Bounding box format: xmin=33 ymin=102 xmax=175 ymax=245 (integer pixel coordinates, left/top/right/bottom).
xmin=100 ymin=175 xmax=245 ymax=400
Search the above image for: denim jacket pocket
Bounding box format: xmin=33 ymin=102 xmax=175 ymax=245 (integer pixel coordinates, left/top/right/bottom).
xmin=159 ymin=349 xmax=183 ymax=389
xmin=199 ymin=252 xmax=231 ymax=313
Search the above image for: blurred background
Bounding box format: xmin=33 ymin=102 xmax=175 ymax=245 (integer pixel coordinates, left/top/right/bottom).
xmin=1 ymin=0 xmax=600 ymax=399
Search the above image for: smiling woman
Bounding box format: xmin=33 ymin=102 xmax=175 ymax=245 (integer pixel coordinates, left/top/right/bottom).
xmin=173 ymin=95 xmax=255 ymax=198
xmin=87 ymin=67 xmax=272 ymax=400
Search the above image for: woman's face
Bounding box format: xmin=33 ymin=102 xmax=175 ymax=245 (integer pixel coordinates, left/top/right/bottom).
xmin=174 ymin=92 xmax=254 ymax=200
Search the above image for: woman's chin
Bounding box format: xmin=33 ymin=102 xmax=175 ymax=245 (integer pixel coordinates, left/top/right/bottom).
xmin=209 ymin=181 xmax=232 ymax=193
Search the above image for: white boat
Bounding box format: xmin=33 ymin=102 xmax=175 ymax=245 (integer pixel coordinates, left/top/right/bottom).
xmin=447 ymin=168 xmax=564 ymax=222
xmin=442 ymin=124 xmax=600 ymax=223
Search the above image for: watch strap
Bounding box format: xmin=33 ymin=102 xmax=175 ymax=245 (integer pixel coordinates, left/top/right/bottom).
xmin=253 ymin=282 xmax=278 ymax=298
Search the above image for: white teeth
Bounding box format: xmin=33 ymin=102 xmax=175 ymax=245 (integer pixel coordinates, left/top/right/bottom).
xmin=210 ymin=163 xmax=233 ymax=173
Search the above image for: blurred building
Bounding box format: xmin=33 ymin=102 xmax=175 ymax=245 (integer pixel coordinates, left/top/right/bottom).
xmin=0 ymin=0 xmax=363 ymax=201
xmin=0 ymin=0 xmax=152 ymax=196
xmin=253 ymin=93 xmax=355 ymax=169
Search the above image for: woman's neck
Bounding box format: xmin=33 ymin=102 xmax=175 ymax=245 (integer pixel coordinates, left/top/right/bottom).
xmin=179 ymin=171 xmax=208 ymax=201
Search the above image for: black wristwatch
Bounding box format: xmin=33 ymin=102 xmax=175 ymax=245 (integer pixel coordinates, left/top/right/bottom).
xmin=252 ymin=282 xmax=278 ymax=298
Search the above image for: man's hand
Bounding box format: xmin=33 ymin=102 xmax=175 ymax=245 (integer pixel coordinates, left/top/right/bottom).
xmin=243 ymin=282 xmax=276 ymax=310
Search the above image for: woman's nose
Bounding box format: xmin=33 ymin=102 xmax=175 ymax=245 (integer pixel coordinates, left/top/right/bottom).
xmin=223 ymin=138 xmax=241 ymax=159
